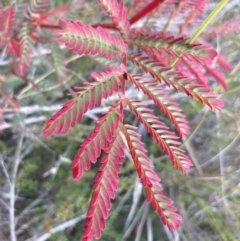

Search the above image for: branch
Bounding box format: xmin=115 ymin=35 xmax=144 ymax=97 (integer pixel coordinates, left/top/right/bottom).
xmin=135 ymin=203 xmax=150 ymax=241
xmin=120 ymin=202 xmax=145 ymax=241
xmin=38 ymin=23 xmax=61 ymax=30
xmin=33 ymin=215 xmax=85 ymax=241
xmin=9 ymin=132 xmax=24 ymax=241
xmin=17 ymin=192 xmax=49 ymax=222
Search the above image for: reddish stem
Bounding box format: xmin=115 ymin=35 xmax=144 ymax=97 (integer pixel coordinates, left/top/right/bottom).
xmin=38 ymin=1 xmax=166 ymax=31
xmin=122 ymin=57 xmax=127 ymax=95
xmin=38 ymin=23 xmax=61 ymax=30
xmin=129 ymin=0 xmax=166 ymax=25
xmin=91 ymin=23 xmax=117 ymax=30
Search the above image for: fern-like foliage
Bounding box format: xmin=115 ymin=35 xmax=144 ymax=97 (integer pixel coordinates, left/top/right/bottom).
xmin=37 ymin=1 xmax=230 ymax=240
xmin=0 ymin=6 xmax=15 ymax=53
xmin=130 ymin=31 xmax=216 ymax=63
xmin=28 ymin=0 xmax=50 ymax=16
xmin=51 ymin=41 xmax=66 ymax=80
xmin=67 ymin=0 xmax=85 ymax=20
xmin=204 ymin=19 xmax=240 ymax=38
xmin=17 ymin=22 xmax=33 ymax=77
xmin=43 ymin=65 xmax=125 ymax=137
xmin=129 ymin=54 xmax=223 ymax=110
xmin=56 ymin=19 xmax=128 ymax=59
xmin=163 ymin=0 xmax=208 ymax=31
xmin=98 ymin=0 xmax=130 ymax=38
xmin=0 ymin=8 xmax=4 ymax=33
xmin=125 ymin=99 xmax=192 ymax=173
xmin=204 ymin=63 xmax=227 ymax=90
xmin=127 ymin=73 xmax=189 ymax=138
xmin=216 ymin=54 xmax=232 ymax=73
xmin=0 ymin=1 xmax=232 ymax=239
xmin=122 ymin=124 xmax=182 ymax=229
xmin=72 ymin=104 xmax=123 ymax=180
xmin=179 ymin=0 xmax=208 ymax=34
xmin=177 ymin=55 xmax=209 ymax=86
xmin=2 ymin=5 xmax=15 ymax=37
xmin=82 ymin=131 xmax=125 ymax=240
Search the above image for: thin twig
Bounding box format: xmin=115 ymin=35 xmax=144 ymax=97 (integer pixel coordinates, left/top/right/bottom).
xmin=16 ymin=192 xmax=48 ymax=222
xmin=146 ymin=216 xmax=153 ymax=241
xmin=33 ymin=215 xmax=85 ymax=241
xmin=135 ymin=202 xmax=149 ymax=241
xmin=0 ymin=155 xmax=11 ymax=184
xmin=199 ymin=132 xmax=240 ymax=169
xmin=120 ymin=202 xmax=145 ymax=241
xmin=124 ymin=177 xmax=143 ymax=231
xmin=184 ymin=137 xmax=204 ymax=175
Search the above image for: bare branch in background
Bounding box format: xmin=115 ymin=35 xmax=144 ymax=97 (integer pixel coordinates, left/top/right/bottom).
xmin=33 ymin=215 xmax=85 ymax=241
xmin=9 ymin=132 xmax=24 ymax=241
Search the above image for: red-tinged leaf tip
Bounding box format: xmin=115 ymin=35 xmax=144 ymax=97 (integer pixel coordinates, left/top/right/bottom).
xmin=17 ymin=22 xmax=33 ymax=77
xmin=176 ymin=78 xmax=224 ymax=111
xmin=130 ymin=31 xmax=217 ymax=64
xmin=97 ymin=0 xmax=130 ymax=38
xmin=125 ymin=99 xmax=193 ymax=173
xmin=177 ymin=56 xmax=209 ymax=86
xmin=56 ymin=19 xmax=127 ymax=59
xmin=0 ymin=8 xmax=4 ymax=31
xmin=127 ymin=74 xmax=190 ymax=138
xmin=82 ymin=133 xmax=125 ymax=241
xmin=217 ymin=54 xmax=232 ymax=72
xmin=129 ymin=54 xmax=225 ymax=111
xmin=3 ymin=6 xmax=15 ymax=37
xmin=204 ymin=64 xmax=228 ymax=90
xmin=71 ymin=105 xmax=123 ymax=181
xmin=130 ymin=0 xmax=165 ymax=25
xmin=28 ymin=0 xmax=50 ymax=16
xmin=43 ymin=65 xmax=124 ymax=137
xmin=123 ymin=124 xmax=182 ymax=229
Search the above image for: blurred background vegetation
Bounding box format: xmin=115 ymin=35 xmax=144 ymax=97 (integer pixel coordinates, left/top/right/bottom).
xmin=0 ymin=0 xmax=240 ymax=240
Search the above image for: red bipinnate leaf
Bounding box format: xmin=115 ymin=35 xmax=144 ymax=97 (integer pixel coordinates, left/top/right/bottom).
xmin=56 ymin=19 xmax=128 ymax=59
xmin=28 ymin=0 xmax=50 ymax=15
xmin=123 ymin=124 xmax=182 ymax=229
xmin=175 ymin=75 xmax=224 ymax=110
xmin=179 ymin=0 xmax=208 ymax=34
xmin=129 ymin=54 xmax=224 ymax=110
xmin=180 ymin=54 xmax=228 ymax=90
xmin=17 ymin=22 xmax=33 ymax=77
xmin=216 ymin=53 xmax=232 ymax=72
xmin=98 ymin=0 xmax=130 ymax=38
xmin=130 ymin=31 xmax=217 ymax=64
xmin=125 ymin=99 xmax=193 ymax=173
xmin=6 ymin=39 xmax=21 ymax=56
xmin=177 ymin=56 xmax=209 ymax=86
xmin=0 ymin=8 xmax=4 ymax=32
xmin=43 ymin=65 xmax=125 ymax=137
xmin=128 ymin=74 xmax=189 ymax=138
xmin=204 ymin=19 xmax=240 ymax=39
xmin=2 ymin=5 xmax=15 ymax=37
xmin=204 ymin=63 xmax=227 ymax=90
xmin=82 ymin=133 xmax=125 ymax=241
xmin=72 ymin=105 xmax=123 ymax=180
